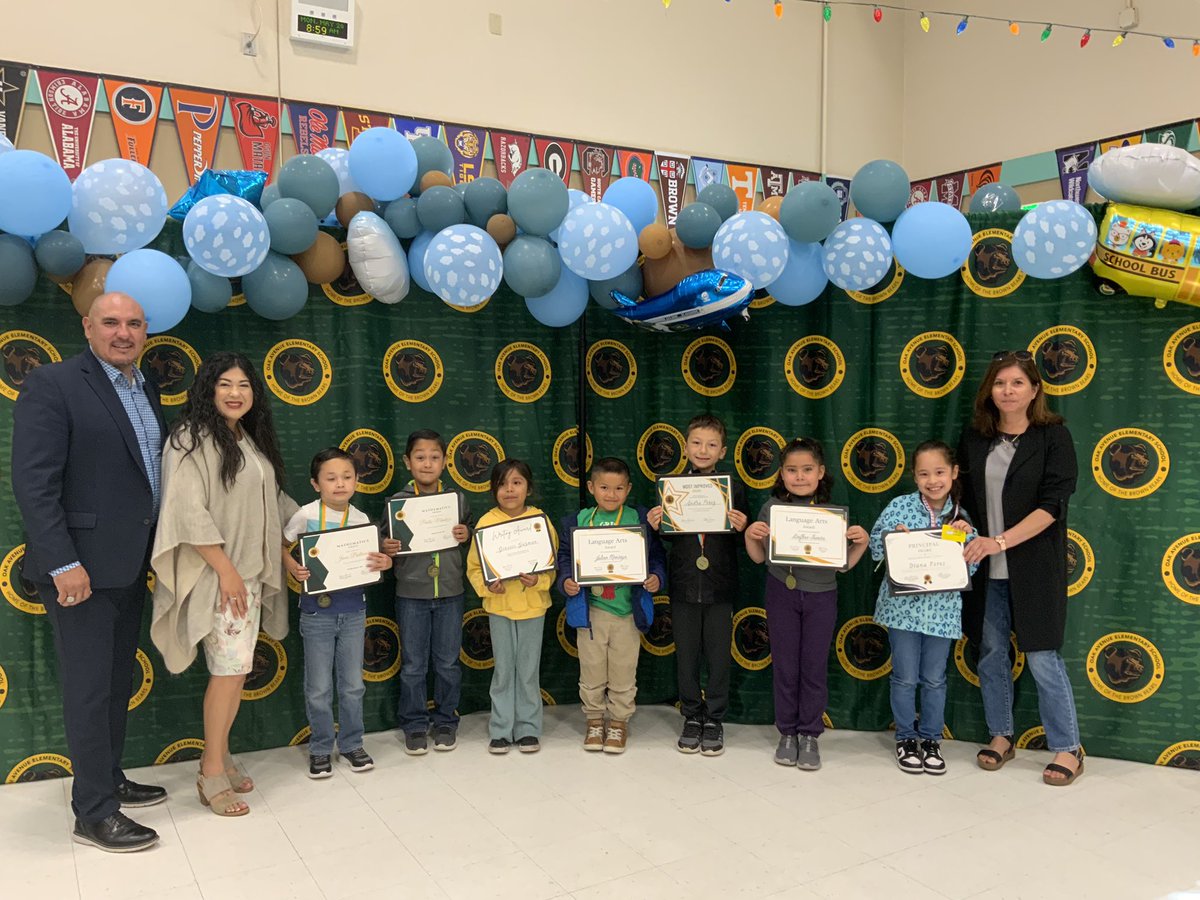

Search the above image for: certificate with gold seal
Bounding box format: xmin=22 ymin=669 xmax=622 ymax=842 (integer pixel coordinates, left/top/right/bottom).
xmin=387 ymin=493 xmax=459 ymax=556
xmin=768 ymin=504 xmax=848 ymax=569
xmin=572 ymin=525 xmax=649 ymax=587
xmin=299 ymin=523 xmax=383 ymax=593
xmin=884 ymin=528 xmax=971 ymax=595
xmin=474 ymin=514 xmax=556 ymax=582
xmin=656 ymin=474 xmax=732 ymax=534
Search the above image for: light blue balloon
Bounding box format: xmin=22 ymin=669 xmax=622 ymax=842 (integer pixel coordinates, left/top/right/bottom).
xmin=589 ymin=263 xmax=642 ymax=309
xmin=105 ymin=249 xmax=191 ymax=333
xmin=315 ymin=147 xmax=359 ymax=195
xmin=697 ymin=184 xmax=738 ymax=221
xmin=969 ymin=184 xmax=1021 ymax=214
xmin=183 ymin=194 xmax=271 ymax=277
xmin=186 ymin=261 xmax=233 ymax=313
xmin=676 ymin=202 xmax=722 ymax=249
xmin=0 ymin=134 xmax=14 ymax=156
xmin=549 ymin=189 xmax=589 ymax=244
xmin=849 ymin=159 xmax=910 ymax=223
xmin=892 ymin=202 xmax=973 ymax=279
xmin=348 ymin=127 xmax=418 ymax=201
xmin=822 ymin=218 xmax=893 ymax=291
xmin=711 ymin=211 xmax=789 ymax=290
xmin=408 ymin=231 xmax=435 ymax=292
xmin=503 ymin=235 xmax=561 ymax=297
xmin=385 ymin=197 xmax=421 ymax=239
xmin=557 ymin=202 xmax=638 ymax=280
xmin=67 ymin=159 xmax=169 ymax=254
xmin=508 ymin=168 xmax=570 ymax=237
xmin=1012 ymin=201 xmax=1098 ymax=279
xmin=526 ymin=268 xmax=589 ymax=327
xmin=602 ymin=177 xmax=658 ymax=235
xmin=0 ymin=235 xmax=37 ymax=306
xmin=0 ymin=149 xmax=73 ymax=236
xmin=34 ymin=230 xmax=86 ymax=277
xmin=264 ymin=198 xmax=319 ymax=254
xmin=767 ymin=241 xmax=828 ymax=306
xmin=243 ymin=252 xmax=309 ymax=320
xmin=424 ymin=224 xmax=504 ymax=308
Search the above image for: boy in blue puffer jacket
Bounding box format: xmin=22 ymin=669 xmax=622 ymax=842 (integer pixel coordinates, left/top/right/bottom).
xmin=557 ymin=457 xmax=667 ymax=754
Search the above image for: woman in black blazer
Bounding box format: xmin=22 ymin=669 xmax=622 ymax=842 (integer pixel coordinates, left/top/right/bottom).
xmin=957 ymin=351 xmax=1083 ymax=786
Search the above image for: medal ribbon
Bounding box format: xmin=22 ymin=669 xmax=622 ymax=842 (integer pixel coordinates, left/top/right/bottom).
xmin=588 ymin=505 xmax=626 ymax=599
xmin=319 ymin=503 xmax=350 ymax=530
xmin=414 ymin=479 xmax=444 ymax=596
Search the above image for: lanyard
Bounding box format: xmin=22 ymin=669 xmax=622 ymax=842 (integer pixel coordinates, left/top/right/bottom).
xmin=415 ymin=480 xmax=444 ymax=596
xmin=319 ymin=503 xmax=349 ymax=530
xmin=588 ymin=504 xmax=626 ymax=527
xmin=921 ymin=495 xmax=958 ymax=529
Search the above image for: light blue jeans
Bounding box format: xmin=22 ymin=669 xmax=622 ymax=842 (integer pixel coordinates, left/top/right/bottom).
xmin=298 ymin=609 xmax=366 ymax=756
xmin=979 ymin=579 xmax=1080 ymax=752
xmin=888 ymin=628 xmax=953 ymax=741
xmin=487 ymin=614 xmax=544 ymax=741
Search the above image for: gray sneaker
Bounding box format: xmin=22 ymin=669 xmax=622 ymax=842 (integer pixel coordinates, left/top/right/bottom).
xmin=796 ymin=735 xmax=821 ymax=771
xmin=432 ymin=726 xmax=458 ymax=751
xmin=774 ymin=734 xmax=799 ymax=767
xmin=404 ymin=731 xmax=428 ymax=756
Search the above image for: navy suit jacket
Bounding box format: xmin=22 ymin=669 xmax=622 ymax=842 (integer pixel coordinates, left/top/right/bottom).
xmin=11 ymin=350 xmax=166 ymax=588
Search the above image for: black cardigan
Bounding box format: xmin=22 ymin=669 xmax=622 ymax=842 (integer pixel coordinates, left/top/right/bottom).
xmin=957 ymin=423 xmax=1078 ymax=652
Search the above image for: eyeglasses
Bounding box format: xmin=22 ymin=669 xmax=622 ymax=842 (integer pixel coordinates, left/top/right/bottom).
xmin=992 ymin=350 xmax=1033 ymax=362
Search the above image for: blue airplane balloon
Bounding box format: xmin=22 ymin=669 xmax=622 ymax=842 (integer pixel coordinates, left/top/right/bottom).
xmin=610 ymin=268 xmax=752 ymax=333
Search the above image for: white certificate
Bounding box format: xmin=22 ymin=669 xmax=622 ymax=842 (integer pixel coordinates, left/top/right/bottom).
xmin=388 ymin=493 xmax=459 ymax=555
xmin=884 ymin=529 xmax=971 ymax=595
xmin=474 ymin=514 xmax=556 ymax=582
xmin=657 ymin=474 xmax=732 ymax=534
xmin=768 ymin=504 xmax=848 ymax=569
xmin=572 ymin=525 xmax=649 ymax=587
xmin=299 ymin=523 xmax=383 ymax=593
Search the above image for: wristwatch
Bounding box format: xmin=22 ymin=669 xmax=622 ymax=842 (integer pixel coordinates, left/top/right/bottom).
xmin=995 ymin=533 xmax=1008 ymax=552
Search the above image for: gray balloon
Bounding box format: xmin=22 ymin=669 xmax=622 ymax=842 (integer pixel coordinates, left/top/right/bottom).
xmin=260 ymin=182 xmax=282 ymax=210
xmin=384 ymin=197 xmax=421 ymax=239
xmin=265 ymin=198 xmax=319 ymax=254
xmin=503 ymin=235 xmax=561 ymax=297
xmin=697 ymin=184 xmax=739 ymax=221
xmin=464 ymin=177 xmax=508 ymax=227
xmin=0 ymin=235 xmax=37 ymax=306
xmin=243 ymin=252 xmax=309 ymax=320
xmin=675 ymin=202 xmax=722 ymax=249
xmin=277 ymin=155 xmax=340 ymax=219
xmin=780 ymin=182 xmax=842 ymax=243
xmin=187 ymin=261 xmax=234 ymax=313
xmin=34 ymin=230 xmax=85 ymax=277
xmin=589 ymin=263 xmax=643 ymax=309
xmin=507 ymin=169 xmax=569 ymax=237
xmin=416 ymin=186 xmax=467 ymax=234
xmin=412 ymin=136 xmax=453 ymax=191
xmin=969 ymin=184 xmax=1021 ymax=214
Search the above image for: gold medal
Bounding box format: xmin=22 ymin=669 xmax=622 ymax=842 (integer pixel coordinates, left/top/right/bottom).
xmin=427 ymin=564 xmax=440 ymax=578
xmin=317 ymin=594 xmax=332 ymax=608
xmin=786 ymin=574 xmax=798 ymax=591
xmin=696 ymin=556 xmax=710 ymax=571
xmin=591 ymin=586 xmax=604 ymax=597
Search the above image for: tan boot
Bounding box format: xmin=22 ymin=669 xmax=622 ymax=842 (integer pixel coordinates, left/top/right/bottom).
xmin=604 ymin=720 xmax=628 ymax=754
xmin=584 ymin=718 xmax=606 ymax=751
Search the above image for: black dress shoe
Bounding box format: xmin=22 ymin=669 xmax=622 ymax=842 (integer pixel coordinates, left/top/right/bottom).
xmin=116 ymin=779 xmax=168 ymax=808
xmin=73 ymin=812 xmax=159 ymax=853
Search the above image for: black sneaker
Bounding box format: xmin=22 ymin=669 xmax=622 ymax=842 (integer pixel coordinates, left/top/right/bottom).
xmin=700 ymin=721 xmax=725 ymax=756
xmin=404 ymin=731 xmax=429 ymax=756
xmin=517 ymin=736 xmax=540 ymax=753
xmin=896 ymin=739 xmax=924 ymax=774
xmin=432 ymin=725 xmax=458 ymax=751
xmin=72 ymin=812 xmax=159 ymax=853
xmin=308 ymin=754 xmax=333 ymax=779
xmin=488 ymin=738 xmax=512 ymax=755
xmin=677 ymin=718 xmax=702 ymax=754
xmin=342 ymin=748 xmax=374 ymax=773
xmin=920 ymin=739 xmax=946 ymax=776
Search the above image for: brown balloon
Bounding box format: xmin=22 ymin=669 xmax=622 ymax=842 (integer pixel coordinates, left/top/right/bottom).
xmin=71 ymin=258 xmax=114 ymax=316
xmin=758 ymin=196 xmax=783 ymax=221
xmin=292 ymin=232 xmax=346 ymax=284
xmin=486 ymin=213 xmax=517 ymax=249
xmin=638 ymin=224 xmax=673 ymax=260
xmin=420 ymin=171 xmax=454 ymax=192
xmin=336 ymin=191 xmax=375 ymax=228
xmin=641 ymin=229 xmax=713 ymax=298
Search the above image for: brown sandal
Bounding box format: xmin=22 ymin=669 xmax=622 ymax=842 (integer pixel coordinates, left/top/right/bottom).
xmin=1042 ymin=748 xmax=1084 ymax=786
xmin=223 ymin=754 xmax=254 ymax=793
xmin=976 ymin=735 xmax=1015 ymax=771
xmin=196 ymin=772 xmax=250 ymax=816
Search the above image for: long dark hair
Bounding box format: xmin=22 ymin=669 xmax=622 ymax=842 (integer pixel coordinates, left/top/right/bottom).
xmin=489 ymin=458 xmax=534 ymax=501
xmin=971 ymin=354 xmax=1063 ymax=437
xmin=169 ymin=351 xmax=286 ymax=490
xmin=912 ymin=440 xmax=962 ymax=508
xmin=772 ymin=437 xmax=833 ymax=504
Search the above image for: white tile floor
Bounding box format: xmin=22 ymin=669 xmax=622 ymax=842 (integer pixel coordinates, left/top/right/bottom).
xmin=4 ymin=705 xmax=1199 ymax=900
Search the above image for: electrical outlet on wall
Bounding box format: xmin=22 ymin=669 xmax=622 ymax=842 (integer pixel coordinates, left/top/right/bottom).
xmin=242 ymin=32 xmax=258 ymax=56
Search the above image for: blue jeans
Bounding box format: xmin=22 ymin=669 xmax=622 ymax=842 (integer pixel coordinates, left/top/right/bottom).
xmin=298 ymin=609 xmax=366 ymax=756
xmin=979 ymin=579 xmax=1081 ymax=752
xmin=888 ymin=628 xmax=952 ymax=741
xmin=395 ymin=595 xmax=464 ymax=733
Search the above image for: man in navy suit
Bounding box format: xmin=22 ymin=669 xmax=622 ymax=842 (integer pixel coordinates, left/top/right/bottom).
xmin=12 ymin=292 xmax=168 ymax=853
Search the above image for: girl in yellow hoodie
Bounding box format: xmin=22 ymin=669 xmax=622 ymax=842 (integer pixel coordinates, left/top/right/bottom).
xmin=466 ymin=459 xmax=558 ymax=754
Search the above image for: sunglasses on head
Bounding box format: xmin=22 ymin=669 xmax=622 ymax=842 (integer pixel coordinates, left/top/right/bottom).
xmin=992 ymin=350 xmax=1033 ymax=362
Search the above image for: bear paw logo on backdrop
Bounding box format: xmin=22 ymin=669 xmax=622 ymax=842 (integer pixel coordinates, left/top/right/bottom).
xmin=5 ymin=753 xmax=73 ymax=783
xmin=785 ymin=336 xmax=845 ymax=400
xmin=640 ymin=594 xmax=675 ymax=656
xmin=836 ymin=616 xmax=892 ymax=679
xmin=682 ymin=336 xmax=736 ymax=397
xmin=362 ymin=617 xmax=401 ymax=681
xmin=586 ymin=340 xmax=637 ymax=399
xmin=1065 ymin=529 xmax=1096 ymax=597
xmin=264 ymin=339 xmax=332 ymax=406
xmin=241 ymin=635 xmax=287 ymax=701
xmin=323 ymin=241 xmax=372 ymax=306
xmin=2 ymin=544 xmax=44 ymax=615
xmin=734 ymin=427 xmax=786 ymax=491
xmin=954 ymin=634 xmax=1026 ymax=686
xmin=636 ymin=423 xmax=686 ymax=482
xmin=556 ymin=608 xmax=579 ymax=659
xmin=340 ymin=429 xmax=395 ymax=495
xmin=1163 ymin=322 xmax=1200 ymax=396
xmin=846 ymin=259 xmax=905 ymax=305
xmin=732 ymin=607 xmax=772 ymax=670
xmin=1091 ymin=428 xmax=1170 ymax=499
xmin=460 ymin=607 xmax=494 ymax=669
xmin=495 ymin=342 xmax=551 ymax=403
xmin=961 ymin=229 xmax=1025 ymax=298
xmin=552 ymin=427 xmax=594 ymax=488
xmin=841 ymin=428 xmax=905 ymax=493
xmin=383 ymin=340 xmax=444 ymax=403
xmin=1086 ymin=632 xmax=1164 ymax=703
xmin=0 ymin=331 xmax=62 ymax=402
xmin=1028 ymin=326 xmax=1096 ymax=395
xmin=0 ymin=662 xmax=7 ymax=710
xmin=901 ymin=332 xmax=966 ymax=399
xmin=446 ymin=430 xmax=505 ymax=493
xmin=138 ymin=336 xmax=200 ymax=406
xmin=1161 ymin=533 xmax=1200 ymax=605
xmin=1156 ymin=741 xmax=1200 ymax=770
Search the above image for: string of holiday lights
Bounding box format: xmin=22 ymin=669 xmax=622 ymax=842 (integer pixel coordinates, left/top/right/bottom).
xmin=659 ymin=0 xmax=1200 ymax=53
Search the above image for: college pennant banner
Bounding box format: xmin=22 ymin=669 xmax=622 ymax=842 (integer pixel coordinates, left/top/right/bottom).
xmin=788 ymin=170 xmax=819 ymax=191
xmin=1055 ymin=143 xmax=1094 ymax=203
xmin=615 ymin=148 xmax=653 ymax=181
xmin=492 ymin=131 xmax=531 ymax=188
xmin=1098 ymin=131 xmax=1142 ymax=155
xmin=966 ymin=162 xmax=1002 ymax=194
xmin=726 ymin=163 xmax=758 ymax=212
xmin=691 ymin=157 xmax=726 ymax=193
xmin=907 ymin=179 xmax=935 ymax=207
xmin=655 ymin=153 xmax=689 ymax=225
xmin=533 ymin=136 xmax=576 ymax=185
xmin=578 ymin=144 xmax=613 ymax=201
xmin=342 ymin=108 xmax=391 ymax=145
xmin=0 ymin=60 xmax=31 ymax=142
xmin=393 ymin=116 xmax=438 ymax=140
xmin=935 ymin=171 xmax=967 ymax=209
xmin=759 ymin=165 xmax=791 ymax=198
xmin=104 ymin=79 xmax=164 ymax=166
xmin=444 ymin=123 xmax=487 ymax=184
xmin=36 ymin=69 xmax=100 ymax=181
xmin=825 ymin=176 xmax=851 ymax=220
xmin=171 ymin=87 xmax=225 ymax=185
xmin=231 ymin=95 xmax=281 ymax=180
xmin=287 ymin=101 xmax=337 ymax=155
xmin=1142 ymin=120 xmax=1196 ymax=147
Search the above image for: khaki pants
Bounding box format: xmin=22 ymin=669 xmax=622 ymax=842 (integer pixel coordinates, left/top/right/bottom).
xmin=577 ymin=605 xmax=640 ymax=721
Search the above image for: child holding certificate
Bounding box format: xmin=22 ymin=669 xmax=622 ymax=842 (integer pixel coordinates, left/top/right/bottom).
xmin=556 ymin=457 xmax=667 ymax=753
xmin=466 ymin=459 xmax=558 ymax=755
xmin=867 ymin=440 xmax=976 ymax=776
xmin=283 ymin=448 xmax=392 ymax=780
xmin=379 ymin=430 xmax=475 ymax=756
xmin=745 ymin=438 xmax=869 ymax=771
xmin=647 ymin=414 xmax=750 ymax=756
